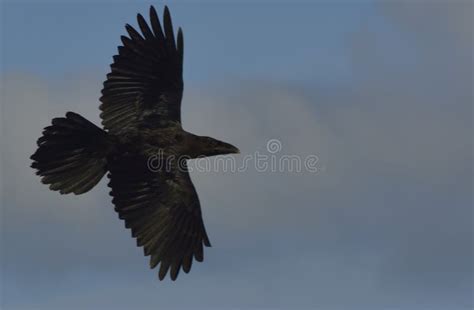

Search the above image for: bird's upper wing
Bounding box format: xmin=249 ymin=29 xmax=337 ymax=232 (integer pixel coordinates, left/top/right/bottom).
xmin=107 ymin=154 xmax=211 ymax=280
xmin=100 ymin=6 xmax=184 ymax=135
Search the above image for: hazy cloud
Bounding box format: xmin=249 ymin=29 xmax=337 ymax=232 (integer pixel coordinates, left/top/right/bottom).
xmin=1 ymin=2 xmax=472 ymax=310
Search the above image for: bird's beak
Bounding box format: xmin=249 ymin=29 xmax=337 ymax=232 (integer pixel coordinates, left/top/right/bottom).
xmin=226 ymin=144 xmax=240 ymax=154
xmin=218 ymin=142 xmax=240 ymax=155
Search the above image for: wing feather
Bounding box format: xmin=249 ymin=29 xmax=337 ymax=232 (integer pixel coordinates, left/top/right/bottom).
xmin=108 ymin=154 xmax=211 ymax=281
xmin=163 ymin=6 xmax=176 ymax=50
xmin=100 ymin=5 xmax=183 ymax=134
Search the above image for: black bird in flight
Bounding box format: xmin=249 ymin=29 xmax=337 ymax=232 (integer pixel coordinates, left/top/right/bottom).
xmin=30 ymin=6 xmax=239 ymax=280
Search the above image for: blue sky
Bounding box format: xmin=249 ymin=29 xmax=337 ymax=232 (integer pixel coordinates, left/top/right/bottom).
xmin=1 ymin=1 xmax=472 ymax=309
xmin=2 ymin=2 xmax=376 ymax=83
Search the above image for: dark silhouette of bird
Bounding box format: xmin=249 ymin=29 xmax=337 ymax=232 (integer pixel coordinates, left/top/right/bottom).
xmin=30 ymin=6 xmax=239 ymax=281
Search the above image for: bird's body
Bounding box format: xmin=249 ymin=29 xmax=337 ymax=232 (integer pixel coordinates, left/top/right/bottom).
xmin=30 ymin=6 xmax=238 ymax=280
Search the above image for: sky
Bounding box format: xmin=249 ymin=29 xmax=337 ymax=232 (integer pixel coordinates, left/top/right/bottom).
xmin=1 ymin=1 xmax=473 ymax=309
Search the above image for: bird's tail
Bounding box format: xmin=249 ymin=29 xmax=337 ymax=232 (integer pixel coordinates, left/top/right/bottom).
xmin=31 ymin=112 xmax=109 ymax=195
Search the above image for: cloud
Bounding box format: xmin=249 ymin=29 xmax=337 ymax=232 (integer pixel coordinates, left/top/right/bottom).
xmin=1 ymin=2 xmax=472 ymax=310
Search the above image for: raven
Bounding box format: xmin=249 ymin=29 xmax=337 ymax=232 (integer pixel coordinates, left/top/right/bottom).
xmin=30 ymin=6 xmax=239 ymax=281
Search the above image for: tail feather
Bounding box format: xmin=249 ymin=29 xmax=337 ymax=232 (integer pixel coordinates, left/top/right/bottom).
xmin=31 ymin=112 xmax=109 ymax=195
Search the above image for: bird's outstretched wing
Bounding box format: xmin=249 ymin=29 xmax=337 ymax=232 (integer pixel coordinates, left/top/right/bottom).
xmin=107 ymin=154 xmax=211 ymax=280
xmin=100 ymin=5 xmax=184 ymax=134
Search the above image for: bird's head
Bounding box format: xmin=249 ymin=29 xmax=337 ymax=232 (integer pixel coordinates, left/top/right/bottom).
xmin=194 ymin=136 xmax=240 ymax=158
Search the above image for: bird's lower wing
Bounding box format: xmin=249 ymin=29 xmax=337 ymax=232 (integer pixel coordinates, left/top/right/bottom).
xmin=107 ymin=154 xmax=210 ymax=280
